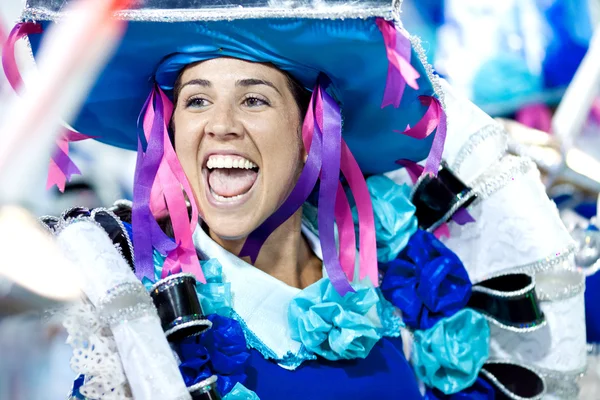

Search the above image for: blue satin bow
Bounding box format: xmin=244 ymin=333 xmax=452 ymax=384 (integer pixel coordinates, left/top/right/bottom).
xmin=176 ymin=314 xmax=251 ymax=396
xmin=380 ymin=229 xmax=472 ymax=330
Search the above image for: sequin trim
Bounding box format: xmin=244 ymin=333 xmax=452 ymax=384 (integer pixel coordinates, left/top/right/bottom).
xmin=536 ymin=366 xmax=585 ymax=400
xmin=451 ymin=123 xmax=508 ymax=175
xmin=535 ymin=269 xmax=585 ymax=302
xmin=22 ymin=5 xmax=395 ymax=22
xmin=149 ymin=272 xmax=196 ymax=293
xmin=470 ymin=155 xmax=536 ymax=203
xmin=164 ymin=318 xmax=213 ymax=338
xmin=96 ymin=283 xmax=158 ymax=326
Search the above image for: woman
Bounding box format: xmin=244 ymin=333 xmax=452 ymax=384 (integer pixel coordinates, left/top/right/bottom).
xmin=9 ymin=0 xmax=584 ymax=399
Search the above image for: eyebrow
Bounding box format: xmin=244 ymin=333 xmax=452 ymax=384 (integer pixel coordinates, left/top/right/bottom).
xmin=236 ymin=78 xmax=281 ymax=95
xmin=180 ymin=78 xmax=212 ymax=90
xmin=178 ymin=77 xmax=282 ymax=96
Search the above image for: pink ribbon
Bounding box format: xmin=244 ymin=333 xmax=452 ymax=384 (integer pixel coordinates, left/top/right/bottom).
xmin=335 ymin=181 xmax=356 ymax=281
xmin=376 ymin=18 xmax=420 ymax=109
xmin=142 ymin=87 xmax=204 ymax=282
xmin=340 ymin=139 xmax=378 ymax=286
xmin=515 ymin=103 xmax=552 ymax=133
xmin=3 ymin=22 xmax=94 ymax=192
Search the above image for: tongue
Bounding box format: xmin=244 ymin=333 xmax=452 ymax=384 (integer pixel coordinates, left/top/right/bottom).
xmin=209 ymin=168 xmax=258 ymax=197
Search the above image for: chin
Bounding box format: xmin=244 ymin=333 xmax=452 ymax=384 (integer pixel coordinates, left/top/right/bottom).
xmin=203 ymin=215 xmax=255 ymax=242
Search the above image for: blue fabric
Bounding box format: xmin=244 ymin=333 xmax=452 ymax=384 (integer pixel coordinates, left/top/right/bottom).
xmin=245 ymin=336 xmax=422 ymax=400
xmin=355 ymin=175 xmax=417 ymax=263
xmin=412 ymin=309 xmax=490 ymax=395
xmin=70 ymin=374 xmax=86 ymax=399
xmin=424 ymin=377 xmax=495 ymax=400
xmin=30 ymin=17 xmax=439 ymax=174
xmin=176 ymin=314 xmax=251 ymax=396
xmin=288 ymin=278 xmax=382 ymax=360
xmin=585 ymin=271 xmax=600 ymax=343
xmin=380 ymin=230 xmax=472 ymax=330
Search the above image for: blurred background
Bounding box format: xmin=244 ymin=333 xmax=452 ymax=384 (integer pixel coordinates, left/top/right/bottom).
xmin=2 ymin=0 xmax=600 ymax=398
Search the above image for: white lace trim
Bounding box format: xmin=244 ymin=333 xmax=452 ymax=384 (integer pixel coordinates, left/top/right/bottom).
xmin=63 ymin=302 xmax=133 ymax=400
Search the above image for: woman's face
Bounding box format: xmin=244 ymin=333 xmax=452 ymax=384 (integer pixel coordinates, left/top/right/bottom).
xmin=173 ymin=58 xmax=305 ymax=240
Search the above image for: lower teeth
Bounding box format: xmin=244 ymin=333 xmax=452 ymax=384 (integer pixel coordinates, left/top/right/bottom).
xmin=211 ymin=189 xmax=246 ymax=202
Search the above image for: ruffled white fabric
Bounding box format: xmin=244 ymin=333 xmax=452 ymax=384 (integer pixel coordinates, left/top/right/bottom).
xmin=63 ymin=302 xmax=132 ymax=400
xmin=56 ymin=220 xmax=191 ymax=400
xmin=192 ymin=223 xmax=320 ymax=363
xmin=388 ymin=81 xmax=587 ymax=398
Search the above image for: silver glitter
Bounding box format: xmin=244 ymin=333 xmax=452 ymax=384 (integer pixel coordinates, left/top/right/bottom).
xmin=470 ymin=156 xmax=536 ymax=203
xmin=535 ymin=269 xmax=585 ymax=302
xmin=503 ymin=245 xmax=577 ymax=278
xmin=409 ymin=34 xmax=445 ymax=110
xmin=425 ymin=189 xmax=477 ymax=233
xmin=22 ymin=5 xmax=394 ymax=22
xmin=164 ymin=319 xmax=213 ymax=338
xmin=536 ymin=365 xmax=585 ymax=400
xmin=480 ymin=360 xmax=547 ymax=400
xmin=188 ymin=375 xmax=218 ymax=394
xmin=472 ymin=272 xmax=536 ymax=298
xmin=96 ymin=282 xmax=157 ymax=326
xmin=149 ymin=272 xmax=197 ymax=294
xmin=451 ymin=123 xmax=508 ymax=175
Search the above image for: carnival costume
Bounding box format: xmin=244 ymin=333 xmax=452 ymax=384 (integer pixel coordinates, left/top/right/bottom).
xmin=3 ymin=0 xmax=587 ymax=399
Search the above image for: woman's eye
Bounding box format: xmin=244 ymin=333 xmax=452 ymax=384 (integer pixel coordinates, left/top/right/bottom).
xmin=186 ymin=97 xmax=209 ymax=108
xmin=244 ymin=96 xmax=269 ymax=107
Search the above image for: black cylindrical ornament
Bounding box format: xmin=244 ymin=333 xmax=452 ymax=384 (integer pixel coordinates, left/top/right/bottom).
xmin=149 ymin=273 xmax=211 ymax=342
xmin=411 ymin=164 xmax=477 ymax=231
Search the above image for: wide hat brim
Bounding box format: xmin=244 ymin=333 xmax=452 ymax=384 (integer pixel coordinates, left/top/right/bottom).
xmin=24 ymin=0 xmax=442 ymax=175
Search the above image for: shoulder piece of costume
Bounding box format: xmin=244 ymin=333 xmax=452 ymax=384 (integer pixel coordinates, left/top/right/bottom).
xmin=387 ymin=80 xmax=587 ymax=399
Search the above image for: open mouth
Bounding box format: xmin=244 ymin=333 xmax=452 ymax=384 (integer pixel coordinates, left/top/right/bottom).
xmin=205 ymin=154 xmax=259 ymax=203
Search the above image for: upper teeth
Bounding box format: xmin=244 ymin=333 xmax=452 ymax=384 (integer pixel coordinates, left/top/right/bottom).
xmin=207 ymin=155 xmax=257 ymax=170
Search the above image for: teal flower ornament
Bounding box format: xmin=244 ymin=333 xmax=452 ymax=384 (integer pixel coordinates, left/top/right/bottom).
xmin=288 ymin=278 xmax=383 ymax=361
xmin=412 ymin=309 xmax=490 ymax=394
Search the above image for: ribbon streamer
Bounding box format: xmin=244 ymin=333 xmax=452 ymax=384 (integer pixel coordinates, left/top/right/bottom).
xmin=134 ymin=86 xmax=204 ymax=283
xmin=376 ymin=18 xmax=420 ymax=108
xmin=2 ymin=22 xmax=95 ymax=192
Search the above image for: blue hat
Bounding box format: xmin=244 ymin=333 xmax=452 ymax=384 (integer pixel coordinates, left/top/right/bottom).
xmin=22 ymin=0 xmax=444 ymax=175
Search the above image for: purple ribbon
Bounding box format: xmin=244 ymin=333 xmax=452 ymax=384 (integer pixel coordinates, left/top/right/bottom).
xmin=238 ymin=84 xmax=322 ymax=263
xmin=451 ymin=208 xmax=475 ymax=225
xmin=317 ymin=82 xmax=355 ymax=296
xmin=132 ymin=88 xmax=176 ymax=281
xmin=238 ymin=113 xmax=322 ymax=262
xmin=51 ymin=146 xmax=81 ymax=178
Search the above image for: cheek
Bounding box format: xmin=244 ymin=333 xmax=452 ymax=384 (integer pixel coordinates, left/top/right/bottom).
xmin=173 ymin=115 xmax=202 ymax=177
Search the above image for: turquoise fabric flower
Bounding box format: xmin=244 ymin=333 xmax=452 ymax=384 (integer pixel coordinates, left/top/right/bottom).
xmin=288 ymin=278 xmax=382 ymax=361
xmin=196 ymin=258 xmax=232 ymax=316
xmin=143 ymin=252 xmax=232 ymax=317
xmin=222 ymin=383 xmax=260 ymax=400
xmin=354 ymin=175 xmax=417 ymax=263
xmin=412 ymin=309 xmax=490 ymax=394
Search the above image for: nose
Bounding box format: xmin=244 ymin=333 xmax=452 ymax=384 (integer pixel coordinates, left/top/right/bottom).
xmin=205 ymin=102 xmax=244 ymax=141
